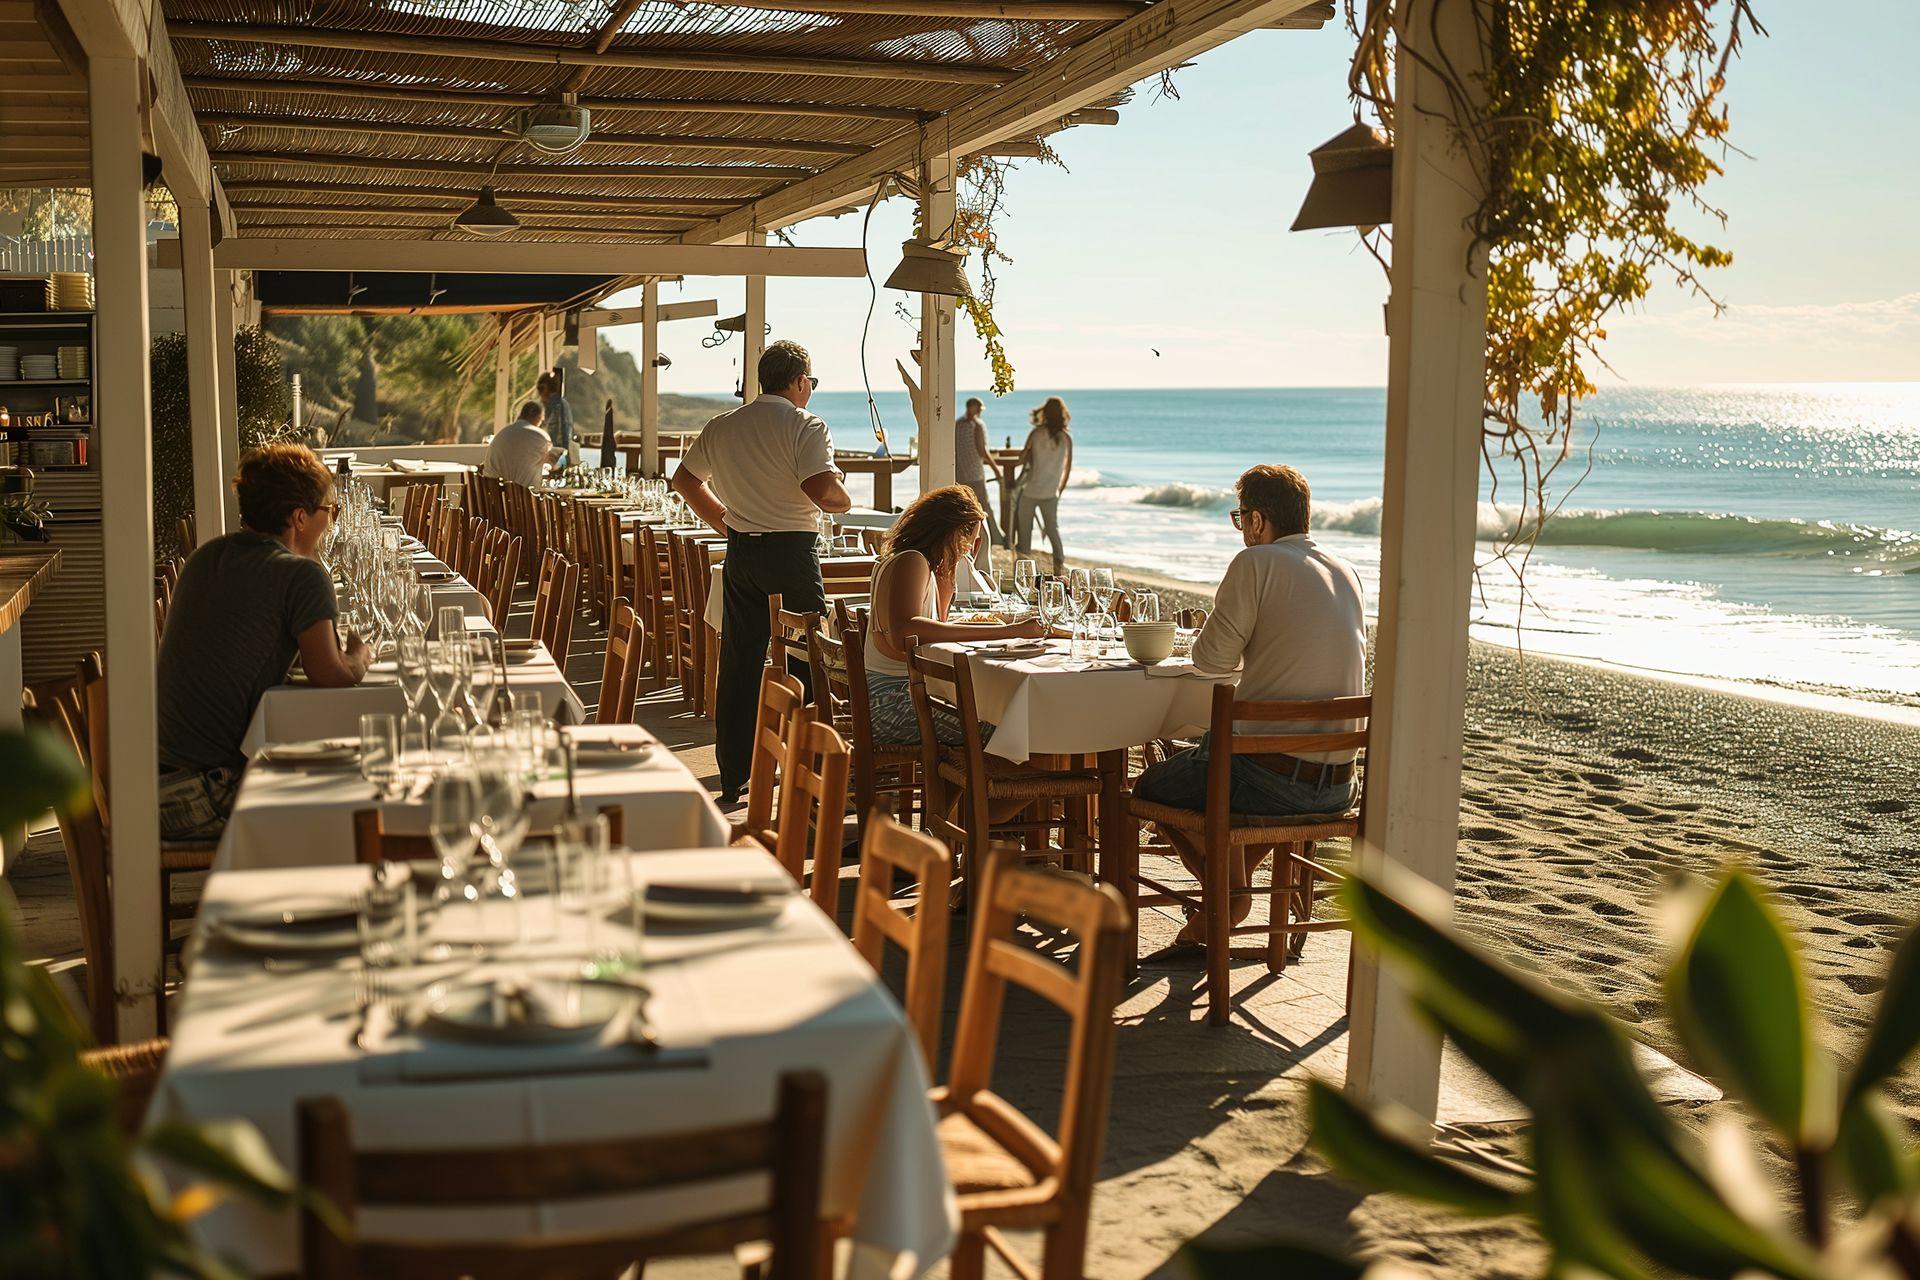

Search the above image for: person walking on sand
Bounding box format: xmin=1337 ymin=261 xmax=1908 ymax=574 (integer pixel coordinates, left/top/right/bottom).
xmin=1015 ymin=396 xmax=1072 ymax=575
xmin=670 ymin=339 xmax=852 ymax=806
xmin=955 ymin=397 xmax=1004 ymax=573
xmin=1133 ymin=464 xmax=1367 ymax=947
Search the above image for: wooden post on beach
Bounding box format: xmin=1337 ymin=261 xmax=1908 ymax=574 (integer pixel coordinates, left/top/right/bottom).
xmin=641 ymin=279 xmax=661 ymax=476
xmin=1343 ymin=0 xmax=1489 ymax=1120
xmin=178 ymin=194 xmax=227 ymax=539
xmin=742 ymin=227 xmax=767 ymax=400
xmin=91 ymin=51 xmax=165 ymax=1040
xmin=918 ymin=152 xmax=958 ymax=492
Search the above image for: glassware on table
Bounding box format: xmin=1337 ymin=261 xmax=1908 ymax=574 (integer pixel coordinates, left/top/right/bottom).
xmin=359 ymin=713 xmax=399 ymax=799
xmin=426 ymin=636 xmax=469 ymax=748
xmin=436 ymin=604 xmax=466 ymax=642
xmin=1014 ymin=559 xmax=1038 ymax=607
xmin=407 ymin=582 xmax=434 ymax=637
xmin=395 ymin=635 xmax=430 ymax=717
xmin=1039 ymin=580 xmax=1068 ymax=636
xmin=1091 ymin=568 xmax=1118 ymax=617
xmin=1066 ymin=567 xmax=1092 ymax=621
xmin=465 ymin=634 xmax=501 ymax=729
xmin=399 ymin=712 xmax=431 ymax=771
xmin=978 ymin=569 xmax=1000 ymax=610
xmin=1132 ymin=590 xmax=1161 ymax=624
xmin=356 ymin=875 xmax=410 ymax=1017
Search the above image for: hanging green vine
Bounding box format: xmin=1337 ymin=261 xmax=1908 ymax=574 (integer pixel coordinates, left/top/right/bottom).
xmin=1346 ymin=0 xmax=1762 ymax=550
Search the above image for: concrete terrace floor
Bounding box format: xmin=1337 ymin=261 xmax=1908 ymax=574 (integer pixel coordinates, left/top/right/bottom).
xmin=10 ymin=586 xmax=1716 ymax=1278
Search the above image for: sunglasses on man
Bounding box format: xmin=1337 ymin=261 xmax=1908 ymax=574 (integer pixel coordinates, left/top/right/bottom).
xmin=1229 ymin=508 xmax=1255 ymax=530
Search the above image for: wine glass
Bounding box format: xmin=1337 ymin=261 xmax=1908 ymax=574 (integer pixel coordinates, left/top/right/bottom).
xmin=426 ymin=637 xmax=467 ymax=747
xmin=1066 ymin=568 xmax=1092 ymax=625
xmin=1091 ymin=568 xmax=1118 ymax=616
xmin=407 ymin=581 xmax=434 ymax=637
xmin=395 ymin=635 xmax=430 ymax=718
xmin=1014 ymin=559 xmax=1037 ymax=607
xmin=464 ymin=634 xmax=498 ymax=729
xmin=1133 ymin=590 xmax=1161 ymax=624
xmin=1039 ymin=580 xmax=1067 ymax=635
xmin=359 ymin=713 xmax=399 ymax=800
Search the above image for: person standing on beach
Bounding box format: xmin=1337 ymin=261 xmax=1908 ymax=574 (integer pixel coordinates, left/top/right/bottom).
xmin=1015 ymin=396 xmax=1072 ymax=574
xmin=1134 ymin=463 xmax=1366 ymax=946
xmin=670 ymin=339 xmax=853 ymax=805
xmin=955 ymin=397 xmax=1004 ymax=572
xmin=537 ymin=372 xmax=575 ymax=467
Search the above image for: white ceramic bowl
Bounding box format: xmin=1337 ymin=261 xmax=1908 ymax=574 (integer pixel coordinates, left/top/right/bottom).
xmin=1122 ymin=621 xmax=1176 ymax=663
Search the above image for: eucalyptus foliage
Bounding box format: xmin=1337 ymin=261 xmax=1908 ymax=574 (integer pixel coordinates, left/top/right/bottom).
xmin=1183 ymin=864 xmax=1920 ymax=1279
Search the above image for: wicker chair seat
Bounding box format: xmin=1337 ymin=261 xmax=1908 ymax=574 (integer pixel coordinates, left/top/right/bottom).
xmin=160 ymin=844 xmax=215 ymax=869
xmin=935 ymin=749 xmax=1103 ymax=801
xmin=1129 ymin=798 xmax=1358 ymax=844
xmin=937 ymin=1110 xmax=1038 ymax=1196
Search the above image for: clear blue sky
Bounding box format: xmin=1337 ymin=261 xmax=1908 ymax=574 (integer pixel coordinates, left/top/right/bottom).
xmin=604 ymin=1 xmax=1920 ymax=396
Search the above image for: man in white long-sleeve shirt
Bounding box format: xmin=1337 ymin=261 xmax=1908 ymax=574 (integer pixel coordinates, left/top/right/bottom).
xmin=1134 ymin=464 xmax=1367 ymax=941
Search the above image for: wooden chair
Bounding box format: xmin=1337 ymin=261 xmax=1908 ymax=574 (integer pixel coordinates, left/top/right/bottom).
xmin=936 ymin=846 xmax=1129 ymax=1280
xmin=851 ymin=812 xmax=951 ymax=1068
xmin=476 ymin=527 xmax=522 ymax=627
xmin=458 ymin=516 xmax=491 ymax=584
xmin=594 ymin=598 xmax=645 ymax=724
xmin=296 ymin=1072 xmax=829 ymax=1280
xmin=809 ymin=615 xmax=918 ymax=839
xmin=353 ymin=806 xmax=624 ymax=862
xmin=1127 ymin=685 xmax=1371 ymax=1026
xmin=671 ymin=531 xmax=723 ymax=717
xmin=772 ymin=718 xmax=851 ymax=917
xmin=528 ymin=549 xmax=580 ymax=668
xmin=731 ymin=668 xmax=808 ymax=853
xmin=570 ymin=500 xmax=603 ymax=620
xmin=767 ymin=594 xmax=823 ymax=691
xmin=1176 ymin=606 xmax=1208 ymax=630
xmin=906 ymin=645 xmax=1101 ymax=912
xmin=820 ymin=556 xmax=875 ymax=604
xmin=82 ymin=1037 xmax=171 ymax=1136
xmin=174 ymin=513 xmax=196 ymax=555
xmin=640 ymin=524 xmax=679 ymax=690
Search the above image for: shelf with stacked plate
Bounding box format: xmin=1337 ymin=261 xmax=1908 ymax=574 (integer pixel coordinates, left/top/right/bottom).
xmin=0 ymin=309 xmax=95 ymax=473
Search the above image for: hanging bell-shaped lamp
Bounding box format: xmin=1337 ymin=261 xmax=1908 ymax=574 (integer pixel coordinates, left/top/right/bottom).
xmin=454 ymin=186 xmax=519 ymax=236
xmin=883 ymin=238 xmax=973 ymax=300
xmin=1289 ymin=123 xmax=1394 ymax=232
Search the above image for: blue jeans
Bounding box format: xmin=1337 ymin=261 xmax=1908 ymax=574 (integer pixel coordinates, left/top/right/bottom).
xmin=1134 ymin=733 xmax=1354 ymax=816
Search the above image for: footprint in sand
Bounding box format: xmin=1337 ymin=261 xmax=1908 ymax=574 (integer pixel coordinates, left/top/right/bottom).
xmin=1611 ymin=747 xmax=1659 ymax=764
xmin=1838 ymin=972 xmax=1888 ymax=996
xmin=1844 ymin=910 xmax=1907 ymax=928
xmin=1459 ymin=825 xmax=1519 ymax=843
xmin=1862 ymin=799 xmax=1911 ymax=815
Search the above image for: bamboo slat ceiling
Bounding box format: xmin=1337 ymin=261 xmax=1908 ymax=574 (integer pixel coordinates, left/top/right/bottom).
xmin=159 ymin=0 xmax=1168 ymax=242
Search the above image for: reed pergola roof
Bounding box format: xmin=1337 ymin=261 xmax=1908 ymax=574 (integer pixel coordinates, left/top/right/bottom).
xmin=152 ymin=0 xmax=1331 ymax=245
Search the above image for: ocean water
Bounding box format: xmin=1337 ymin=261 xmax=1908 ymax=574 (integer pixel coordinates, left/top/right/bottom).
xmin=803 ymin=385 xmax=1920 ymax=701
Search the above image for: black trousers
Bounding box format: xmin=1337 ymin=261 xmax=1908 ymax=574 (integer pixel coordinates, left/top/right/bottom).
xmin=716 ymin=529 xmax=825 ymax=791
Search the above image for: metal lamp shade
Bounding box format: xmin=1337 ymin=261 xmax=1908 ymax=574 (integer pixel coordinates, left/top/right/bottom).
xmin=455 ymin=186 xmax=519 ymax=236
xmin=883 ymin=238 xmax=973 ymax=300
xmin=1290 ymin=123 xmax=1394 ymax=232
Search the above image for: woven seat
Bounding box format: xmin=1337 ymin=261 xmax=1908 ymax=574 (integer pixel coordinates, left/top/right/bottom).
xmin=1130 ymin=799 xmax=1358 ymax=842
xmin=160 ymin=845 xmax=215 ymax=869
xmin=937 ymin=1110 xmax=1039 ymax=1195
xmin=81 ymin=1036 xmax=170 ymax=1136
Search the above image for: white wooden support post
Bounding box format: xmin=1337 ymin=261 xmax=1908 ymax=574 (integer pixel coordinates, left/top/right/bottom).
xmin=91 ymin=55 xmax=163 ymax=1041
xmin=492 ymin=316 xmax=511 ymax=429
xmin=741 ymin=228 xmax=766 ymax=400
xmin=1343 ymin=0 xmax=1490 ymax=1120
xmin=213 ymin=269 xmax=240 ymax=529
xmin=917 ymin=154 xmax=958 ymax=493
xmin=177 ymin=196 xmax=225 ymax=541
xmin=641 ymin=279 xmax=661 ymax=477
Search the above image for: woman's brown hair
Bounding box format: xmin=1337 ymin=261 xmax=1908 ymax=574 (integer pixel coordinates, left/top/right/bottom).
xmin=1030 ymin=396 xmax=1070 ymax=439
xmin=234 ymin=444 xmax=333 ymax=534
xmin=881 ymin=485 xmax=987 ymax=575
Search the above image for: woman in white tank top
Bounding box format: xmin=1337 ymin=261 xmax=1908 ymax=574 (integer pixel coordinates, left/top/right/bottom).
xmin=864 ymin=485 xmax=1046 ymax=745
xmin=1014 ymin=397 xmax=1073 ymax=574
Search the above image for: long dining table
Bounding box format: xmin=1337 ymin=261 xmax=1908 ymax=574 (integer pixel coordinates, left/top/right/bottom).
xmin=150 ymin=848 xmax=958 ymax=1279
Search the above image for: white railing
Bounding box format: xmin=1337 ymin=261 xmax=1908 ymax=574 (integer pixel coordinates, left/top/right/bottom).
xmin=0 ymin=234 xmax=94 ymax=274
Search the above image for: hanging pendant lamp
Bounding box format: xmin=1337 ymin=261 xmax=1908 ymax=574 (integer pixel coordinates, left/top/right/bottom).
xmin=455 ymin=186 xmax=519 ymax=236
xmin=883 ymin=238 xmax=973 ymax=300
xmin=1290 ymin=123 xmax=1394 ymax=232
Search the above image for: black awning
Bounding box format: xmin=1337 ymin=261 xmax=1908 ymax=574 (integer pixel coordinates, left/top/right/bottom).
xmin=255 ymin=271 xmax=619 ymax=316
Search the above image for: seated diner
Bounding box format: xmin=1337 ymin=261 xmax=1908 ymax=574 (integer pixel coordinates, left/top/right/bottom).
xmin=866 ymin=484 xmax=1045 ymax=744
xmin=155 ymin=444 xmax=368 ymax=839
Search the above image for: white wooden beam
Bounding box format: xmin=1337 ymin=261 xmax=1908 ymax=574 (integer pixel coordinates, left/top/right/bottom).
xmin=91 ymin=52 xmax=162 ymax=1042
xmin=59 ymin=0 xmax=212 ymax=203
xmin=687 ymin=0 xmax=1319 ymax=241
xmin=579 ymin=298 xmax=718 ymax=327
xmin=213 ymin=269 xmax=240 ymax=527
xmin=492 ymin=317 xmax=511 ymax=427
xmin=212 ymin=238 xmax=866 ymax=278
xmin=741 ymin=228 xmax=767 ymax=400
xmin=177 ymin=195 xmax=226 ymax=539
xmin=917 ymin=152 xmax=958 ymax=495
xmin=1343 ymin=0 xmax=1489 ymax=1121
xmin=640 ymin=279 xmax=660 ymax=476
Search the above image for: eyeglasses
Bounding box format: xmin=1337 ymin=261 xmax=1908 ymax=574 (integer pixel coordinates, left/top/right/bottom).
xmin=807 ymin=376 xmax=821 ymax=390
xmin=1229 ymin=508 xmax=1249 ymax=530
xmin=315 ymin=502 xmax=342 ymax=520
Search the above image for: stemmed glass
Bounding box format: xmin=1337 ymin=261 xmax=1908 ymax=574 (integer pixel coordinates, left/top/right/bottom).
xmin=1091 ymin=568 xmax=1118 ymax=618
xmin=1014 ymin=560 xmax=1038 ymax=610
xmin=1039 ymin=580 xmax=1068 ymax=637
xmin=1132 ymin=590 xmax=1161 ymax=624
xmin=395 ymin=635 xmax=430 ymax=718
xmin=406 ymin=581 xmax=433 ymax=638
xmin=426 ymin=637 xmax=468 ymax=747
xmin=465 ymin=634 xmax=499 ymax=729
xmin=359 ymin=713 xmax=399 ymax=800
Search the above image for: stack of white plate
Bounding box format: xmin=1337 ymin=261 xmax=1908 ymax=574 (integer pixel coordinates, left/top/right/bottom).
xmin=56 ymin=346 xmax=87 ymax=379
xmin=19 ymin=354 xmax=57 ymax=380
xmin=0 ymin=346 xmax=17 ymax=380
xmin=49 ymin=272 xmax=93 ymax=311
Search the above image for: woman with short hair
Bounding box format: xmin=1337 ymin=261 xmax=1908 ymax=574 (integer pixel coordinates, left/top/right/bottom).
xmin=155 ymin=444 xmax=369 ymax=839
xmin=864 ymin=485 xmax=1044 ymax=745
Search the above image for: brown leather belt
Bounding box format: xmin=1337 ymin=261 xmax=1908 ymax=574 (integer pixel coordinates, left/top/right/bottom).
xmin=1244 ymin=752 xmax=1354 ymax=788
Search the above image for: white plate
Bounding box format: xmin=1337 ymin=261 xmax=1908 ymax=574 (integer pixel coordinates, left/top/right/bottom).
xmin=640 ymin=884 xmax=790 ymax=926
xmin=214 ymin=897 xmax=366 ymax=953
xmin=572 ymin=740 xmax=654 ymax=765
xmin=257 ymin=738 xmax=360 ymax=766
xmin=421 ymin=978 xmax=634 ymax=1044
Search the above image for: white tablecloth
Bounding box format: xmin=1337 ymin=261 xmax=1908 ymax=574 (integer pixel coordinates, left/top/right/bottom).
xmin=932 ymin=639 xmax=1220 ymax=763
xmin=215 ymin=725 xmax=730 ymax=872
xmin=241 ymin=652 xmax=585 ymax=756
xmin=150 ymin=850 xmax=956 ymax=1279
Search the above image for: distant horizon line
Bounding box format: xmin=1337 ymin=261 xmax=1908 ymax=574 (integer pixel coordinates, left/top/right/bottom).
xmin=667 ymin=379 xmax=1920 ymax=399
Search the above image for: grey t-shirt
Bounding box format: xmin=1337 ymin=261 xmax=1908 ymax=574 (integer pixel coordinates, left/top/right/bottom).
xmin=158 ymin=531 xmax=338 ymax=771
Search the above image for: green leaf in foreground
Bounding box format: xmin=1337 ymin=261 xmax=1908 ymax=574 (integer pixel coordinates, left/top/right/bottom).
xmin=143 ymin=1119 xmax=300 ymax=1208
xmin=1179 ymin=1238 xmax=1368 ymax=1280
xmin=1844 ymin=923 xmax=1920 ymax=1105
xmin=1307 ymin=1080 xmax=1523 ymax=1218
xmin=0 ymin=726 xmax=89 ymax=835
xmin=1667 ymin=871 xmax=1812 ymax=1141
xmin=1832 ymin=1089 xmax=1918 ymax=1211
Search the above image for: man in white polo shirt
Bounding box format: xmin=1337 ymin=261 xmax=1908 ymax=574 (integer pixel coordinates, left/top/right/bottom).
xmin=671 ymin=339 xmax=853 ymax=803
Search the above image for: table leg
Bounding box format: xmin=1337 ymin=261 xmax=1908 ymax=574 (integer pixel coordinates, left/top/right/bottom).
xmin=1096 ymin=748 xmax=1138 ymax=982
xmin=874 ymin=469 xmax=891 ymax=511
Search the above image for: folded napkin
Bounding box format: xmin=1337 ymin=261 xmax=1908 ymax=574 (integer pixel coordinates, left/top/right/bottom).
xmin=1144 ymin=659 xmax=1239 ymax=682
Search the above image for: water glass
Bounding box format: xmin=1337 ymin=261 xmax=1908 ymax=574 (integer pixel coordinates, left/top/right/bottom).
xmin=1133 ymin=590 xmax=1161 ymax=623
xmin=399 ymin=712 xmax=431 ymax=770
xmin=356 ymin=875 xmax=410 ymax=1014
xmin=359 ymin=713 xmax=399 ymax=798
xmin=430 ymin=769 xmax=480 ymax=894
xmin=436 ymin=604 xmax=466 ymax=641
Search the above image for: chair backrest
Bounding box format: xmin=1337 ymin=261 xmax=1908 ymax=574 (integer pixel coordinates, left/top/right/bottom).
xmin=851 ymin=811 xmax=951 ymax=1068
xmin=738 ymin=668 xmax=807 ymax=851
xmin=175 ymin=513 xmax=196 ymax=555
xmin=766 ymin=594 xmax=823 ymax=688
xmin=820 ymin=556 xmax=874 ymax=601
xmin=808 ymin=616 xmax=884 ymax=797
xmin=1177 ymin=606 xmax=1209 ymax=630
xmin=78 ymin=652 xmax=109 ymax=824
xmin=529 ymin=549 xmax=580 ymax=669
xmin=774 ymin=718 xmax=851 ymax=917
xmin=20 ymin=690 xmax=116 ymax=1047
xmin=297 ymin=1072 xmax=828 ymax=1280
xmin=459 ymin=516 xmax=490 ymax=583
xmin=594 ymin=598 xmax=644 ymax=724
xmin=945 ymin=847 xmax=1130 ymax=1215
xmin=1208 ymin=685 xmax=1372 ymax=833
xmin=352 ymin=805 xmax=624 ymax=863
xmin=904 ymin=643 xmax=989 ymax=839
xmin=640 ymin=524 xmax=674 ymax=611
xmin=479 ymin=528 xmax=521 ymax=626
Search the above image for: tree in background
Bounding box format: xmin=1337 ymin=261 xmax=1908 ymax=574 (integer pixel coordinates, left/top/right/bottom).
xmin=150 ymin=325 xmax=293 ymax=559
